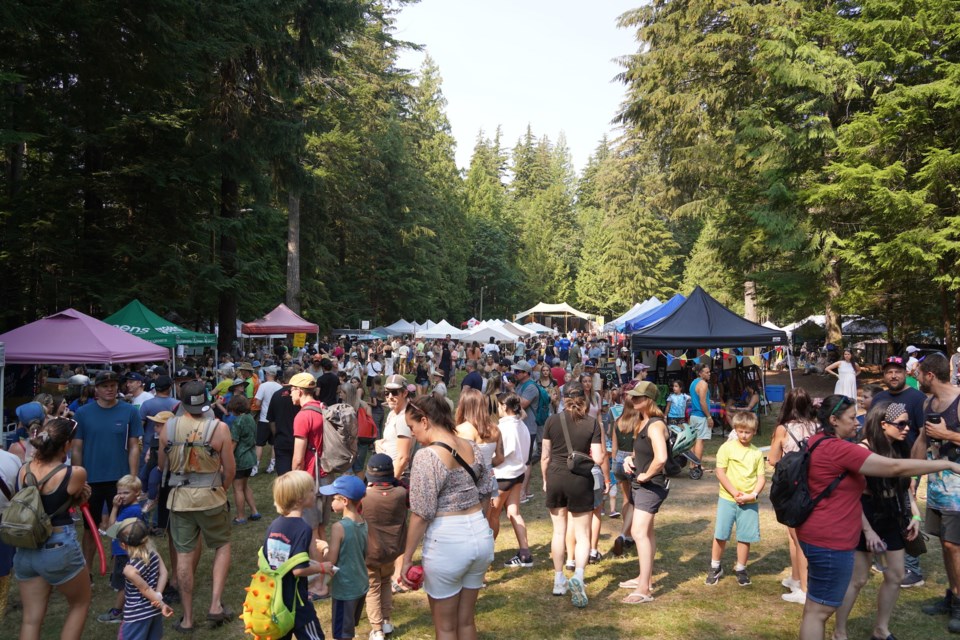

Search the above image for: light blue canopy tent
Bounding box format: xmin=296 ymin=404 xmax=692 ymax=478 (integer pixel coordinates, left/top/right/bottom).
xmin=622 ymin=294 xmax=686 ymax=333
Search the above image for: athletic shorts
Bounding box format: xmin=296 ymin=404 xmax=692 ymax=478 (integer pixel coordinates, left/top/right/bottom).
xmin=631 ymin=482 xmax=669 ymax=514
xmin=800 ymin=541 xmax=854 ymax=608
xmin=169 ymin=503 xmax=231 ymax=553
xmin=497 ymin=475 xmax=524 ymax=493
xmin=421 ymin=511 xmax=494 ymax=599
xmin=86 ymin=481 xmax=118 ymax=528
xmin=13 ymin=526 xmax=86 ymax=586
xmin=689 ymin=415 xmax=711 ymax=440
xmin=255 ymin=421 xmax=274 ymax=447
xmin=927 ymin=508 xmax=960 ymax=545
xmin=714 ymin=498 xmax=760 ymax=543
xmin=235 ymin=467 xmax=253 ymax=479
xmin=110 ymin=554 xmax=130 ymax=591
xmin=332 ymin=597 xmax=364 ymax=640
xmin=545 ymin=467 xmax=594 ymax=514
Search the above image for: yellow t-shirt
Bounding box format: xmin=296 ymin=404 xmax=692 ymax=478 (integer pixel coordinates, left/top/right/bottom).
xmin=716 ymin=439 xmax=765 ymax=502
xmin=213 ymin=379 xmax=232 ymax=398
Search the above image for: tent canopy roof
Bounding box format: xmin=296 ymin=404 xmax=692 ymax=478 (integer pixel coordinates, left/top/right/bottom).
xmin=514 ymin=302 xmax=595 ymax=321
xmin=103 ymin=299 xmax=215 ymax=347
xmin=384 ymin=319 xmax=415 ymax=335
xmin=630 ymin=287 xmax=788 ymax=349
xmin=623 ymin=294 xmax=686 ymax=333
xmin=0 ymin=308 xmax=171 ymax=364
xmin=604 ymin=298 xmax=660 ymax=332
xmin=241 ymin=304 xmax=318 ymax=335
xmin=417 ymin=319 xmax=466 ymax=339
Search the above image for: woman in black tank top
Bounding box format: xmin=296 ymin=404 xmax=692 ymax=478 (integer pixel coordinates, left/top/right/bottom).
xmin=13 ymin=417 xmax=92 ymax=640
xmin=621 ymin=382 xmax=670 ymax=604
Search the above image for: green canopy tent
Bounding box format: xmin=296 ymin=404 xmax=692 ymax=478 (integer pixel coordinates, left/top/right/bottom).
xmin=103 ymin=300 xmax=216 ymax=382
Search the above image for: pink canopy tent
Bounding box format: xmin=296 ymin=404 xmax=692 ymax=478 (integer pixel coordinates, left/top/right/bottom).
xmin=241 ymin=303 xmax=319 ymax=335
xmin=0 ymin=308 xmax=171 ymax=364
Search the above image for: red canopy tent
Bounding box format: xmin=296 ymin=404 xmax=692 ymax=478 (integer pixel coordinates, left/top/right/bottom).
xmin=241 ymin=304 xmax=319 ymax=335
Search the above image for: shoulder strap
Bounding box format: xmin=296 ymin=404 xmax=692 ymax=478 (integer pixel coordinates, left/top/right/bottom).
xmin=559 ymin=412 xmax=575 ymax=454
xmin=806 ymin=435 xmax=848 ymax=504
xmin=302 ymin=405 xmax=324 ymax=415
xmin=0 ymin=475 xmax=12 ymax=500
xmin=429 ymin=441 xmax=479 ymax=485
xmin=27 ymin=463 xmax=68 ymax=489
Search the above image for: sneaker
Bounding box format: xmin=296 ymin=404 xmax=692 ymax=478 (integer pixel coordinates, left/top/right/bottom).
xmin=901 ymin=569 xmax=925 ymax=588
xmin=608 ymin=511 xmax=621 ymax=518
xmin=781 ymin=577 xmax=801 ymax=591
xmin=611 ymin=535 xmax=625 ymax=557
xmin=623 ymin=537 xmax=636 ymax=549
xmin=782 ymin=589 xmax=806 ymax=604
xmin=520 ymin=494 xmax=532 ymax=504
xmin=369 ymin=631 xmax=386 ymax=640
xmin=569 ymin=576 xmax=588 ymax=608
xmin=250 ymin=465 xmax=258 ymax=477
xmin=97 ymin=608 xmax=123 ymax=624
xmin=552 ymin=574 xmax=568 ymax=596
xmin=705 ymin=565 xmax=723 ymax=585
xmin=265 ymin=459 xmax=275 ymax=474
xmin=504 ymin=554 xmax=533 ymax=568
xmin=588 ymin=550 xmax=603 ymax=564
xmin=381 ymin=620 xmax=394 ymax=634
xmin=565 ymin=560 xmax=575 ymax=571
xmin=735 ymin=569 xmax=751 ymax=586
xmin=923 ymin=590 xmax=954 ymax=616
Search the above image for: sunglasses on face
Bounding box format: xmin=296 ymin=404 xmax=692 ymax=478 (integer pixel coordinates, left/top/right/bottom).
xmin=885 ymin=420 xmax=911 ymax=430
xmin=385 ymin=388 xmax=403 ymax=397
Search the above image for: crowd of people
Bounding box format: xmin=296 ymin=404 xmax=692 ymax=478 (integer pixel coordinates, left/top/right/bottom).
xmin=4 ymin=333 xmax=960 ymax=639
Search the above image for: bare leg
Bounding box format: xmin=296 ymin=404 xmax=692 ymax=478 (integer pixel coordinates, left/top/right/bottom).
xmin=457 ymin=588 xmax=481 ymax=640
xmin=232 ymin=479 xmax=246 ymax=520
xmin=564 ymin=512 xmax=575 ymax=566
xmin=590 ymin=507 xmax=601 ymax=552
xmin=208 ymin=543 xmax=231 ymax=616
xmin=487 ymin=493 xmax=504 ymax=539
xmin=17 ymin=576 xmax=52 ymax=640
xmin=55 ymin=569 xmax=92 ymax=640
xmin=428 ymin=591 xmax=463 ymax=640
xmin=505 ymin=483 xmax=529 ymax=550
xmin=711 ymin=538 xmax=727 ymax=563
xmin=800 ymin=599 xmax=837 ymax=640
xmin=788 ymin=527 xmax=808 ymax=591
xmin=570 ymin=511 xmax=591 ymax=570
xmin=547 ymin=508 xmax=568 ymax=572
xmin=631 ymin=509 xmax=657 ymax=594
xmin=693 ymin=439 xmax=705 ymax=467
xmin=243 ymin=480 xmax=258 ymax=515
xmin=736 ymin=541 xmax=750 ymax=567
xmin=176 ymin=547 xmax=201 ymax=628
xmin=832 ymin=551 xmax=869 ymax=640
xmin=873 ymin=549 xmax=904 ymax=639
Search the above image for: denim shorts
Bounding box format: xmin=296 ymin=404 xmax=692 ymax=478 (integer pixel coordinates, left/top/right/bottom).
xmin=421 ymin=510 xmax=494 ymax=599
xmin=800 ymin=541 xmax=854 ymax=608
xmin=714 ymin=498 xmax=760 ymax=543
xmin=13 ymin=526 xmax=86 ymax=586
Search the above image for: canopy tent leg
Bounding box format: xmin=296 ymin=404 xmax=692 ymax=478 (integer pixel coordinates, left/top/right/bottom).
xmin=787 ymin=346 xmax=795 ymax=389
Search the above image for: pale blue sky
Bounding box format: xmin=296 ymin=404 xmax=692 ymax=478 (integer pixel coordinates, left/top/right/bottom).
xmin=394 ymin=1 xmax=641 ymax=173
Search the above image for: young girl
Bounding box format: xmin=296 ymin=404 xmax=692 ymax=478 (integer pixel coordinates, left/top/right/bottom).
xmin=105 ymin=517 xmax=174 ymax=640
xmin=415 ymin=356 xmax=430 ymax=397
xmin=228 ymin=394 xmax=260 ymax=524
xmin=664 ymin=380 xmax=691 ymax=426
xmin=489 ymin=392 xmax=532 ymax=566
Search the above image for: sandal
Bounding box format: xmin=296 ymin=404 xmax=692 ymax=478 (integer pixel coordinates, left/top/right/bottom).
xmin=622 ymin=592 xmax=655 ymax=604
xmin=249 ymin=513 xmax=262 ymax=521
xmin=173 ymin=619 xmax=194 ymax=634
xmin=619 ymin=578 xmax=641 ymax=589
xmin=391 ymin=579 xmax=410 ymax=594
xmin=232 ymin=517 xmax=247 ymax=525
xmin=307 ymin=591 xmax=330 ymax=602
xmin=206 ymin=604 xmax=235 ymax=624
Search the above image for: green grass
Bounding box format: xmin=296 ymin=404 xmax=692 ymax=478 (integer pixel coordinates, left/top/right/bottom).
xmin=8 ymin=409 xmax=954 ymax=639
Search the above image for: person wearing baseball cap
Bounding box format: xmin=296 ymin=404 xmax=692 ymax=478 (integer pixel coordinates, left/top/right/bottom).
xmin=156 ymin=378 xmax=235 ymax=631
xmin=510 ymin=359 xmax=540 ymax=502
xmin=73 ymin=369 xmax=144 ymax=577
xmin=137 ymin=373 xmax=180 ymax=491
xmin=318 ymin=474 xmax=368 ymax=638
xmin=378 ymin=375 xmax=414 ymax=479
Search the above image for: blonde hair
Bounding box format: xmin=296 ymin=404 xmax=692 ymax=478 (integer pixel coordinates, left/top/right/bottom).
xmin=273 ymin=470 xmax=315 ymax=515
xmin=117 ymin=474 xmax=142 ymax=493
xmin=731 ymin=411 xmax=759 ymax=433
xmin=123 ymin=537 xmax=157 ymax=564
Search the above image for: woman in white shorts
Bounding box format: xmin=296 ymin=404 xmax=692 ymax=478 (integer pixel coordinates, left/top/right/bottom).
xmin=401 ymin=395 xmax=496 ymax=639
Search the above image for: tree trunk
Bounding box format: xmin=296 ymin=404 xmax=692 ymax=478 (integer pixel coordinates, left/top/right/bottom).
xmin=743 ymin=280 xmax=757 ymax=322
xmin=938 ymin=260 xmax=951 ymax=352
xmin=217 ymin=176 xmax=238 ymax=353
xmin=286 ymin=190 xmax=301 ymax=313
xmin=824 ymin=257 xmax=842 ymax=344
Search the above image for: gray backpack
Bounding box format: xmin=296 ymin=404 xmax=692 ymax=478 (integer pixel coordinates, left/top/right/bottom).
xmin=0 ymin=463 xmax=69 ymax=549
xmin=303 ymin=404 xmax=358 ymax=474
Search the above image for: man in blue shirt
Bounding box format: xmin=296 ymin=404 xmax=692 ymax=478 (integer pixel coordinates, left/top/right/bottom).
xmin=557 ymin=334 xmax=572 ymax=364
xmin=73 ymin=370 xmax=143 ymax=576
xmin=460 ymin=359 xmax=484 ymax=392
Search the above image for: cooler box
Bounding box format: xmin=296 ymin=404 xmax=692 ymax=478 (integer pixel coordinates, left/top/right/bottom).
xmin=765 ymin=384 xmax=785 ymax=403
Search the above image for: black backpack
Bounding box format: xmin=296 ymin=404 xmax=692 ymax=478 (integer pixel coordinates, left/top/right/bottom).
xmin=770 ymin=433 xmax=847 ymax=528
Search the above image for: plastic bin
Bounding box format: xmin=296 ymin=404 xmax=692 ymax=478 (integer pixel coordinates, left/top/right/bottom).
xmin=765 ymin=384 xmax=785 ymax=403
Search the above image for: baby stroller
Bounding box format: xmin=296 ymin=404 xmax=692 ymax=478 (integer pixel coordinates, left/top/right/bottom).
xmin=665 ymin=421 xmax=702 ymax=479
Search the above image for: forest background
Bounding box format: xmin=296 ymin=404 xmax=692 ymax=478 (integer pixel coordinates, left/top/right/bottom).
xmin=1 ymin=0 xmax=959 ymax=352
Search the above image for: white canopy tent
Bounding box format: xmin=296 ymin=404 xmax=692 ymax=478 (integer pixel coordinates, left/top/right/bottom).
xmin=384 ymin=318 xmax=415 ymax=335
xmin=417 ymin=319 xmax=466 ymax=339
xmin=490 ymin=320 xmax=527 ymax=338
xmin=464 ymin=323 xmax=516 ymax=344
xmin=603 ymin=297 xmax=660 ymax=332
xmin=523 ymin=321 xmax=556 ymax=335
xmin=515 ymin=302 xmax=595 ymax=322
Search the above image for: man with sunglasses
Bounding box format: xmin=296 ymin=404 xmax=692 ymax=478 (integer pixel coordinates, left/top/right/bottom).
xmin=376 ymin=374 xmax=414 ymax=479
xmin=873 ymin=355 xmax=929 ymax=588
xmin=72 ymin=370 xmax=143 ymax=578
xmin=911 ymin=352 xmax=960 ymax=628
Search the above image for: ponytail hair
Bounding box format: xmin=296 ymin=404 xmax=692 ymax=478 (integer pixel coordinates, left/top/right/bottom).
xmin=29 ymin=417 xmax=76 ymax=462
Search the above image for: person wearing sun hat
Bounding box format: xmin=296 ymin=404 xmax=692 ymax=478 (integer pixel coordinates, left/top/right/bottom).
xmin=157 ymin=379 xmax=235 ymax=632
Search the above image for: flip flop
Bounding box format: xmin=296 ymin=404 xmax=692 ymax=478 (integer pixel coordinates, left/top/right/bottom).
xmin=206 ymin=604 xmax=235 ymax=624
xmin=622 ymin=592 xmax=655 ymax=604
xmin=232 ymin=518 xmax=248 ymax=525
xmin=173 ymin=619 xmax=194 ymax=634
xmin=619 ymin=578 xmax=641 ymax=589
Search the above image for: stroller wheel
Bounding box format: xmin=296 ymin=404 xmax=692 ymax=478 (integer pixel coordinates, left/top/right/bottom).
xmin=689 ymin=465 xmax=703 ymax=480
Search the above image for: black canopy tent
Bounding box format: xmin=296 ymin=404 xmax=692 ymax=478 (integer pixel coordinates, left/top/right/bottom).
xmin=630 ymin=286 xmax=793 ymax=389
